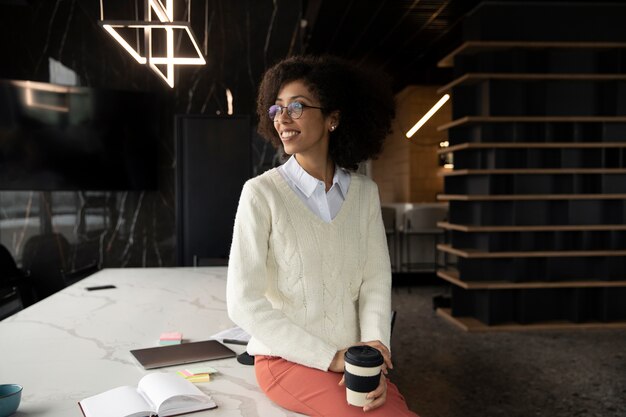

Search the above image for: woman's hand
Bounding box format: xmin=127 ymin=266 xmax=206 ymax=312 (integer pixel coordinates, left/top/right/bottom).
xmin=329 ymin=348 xmax=348 ymax=373
xmin=360 ymin=340 xmax=393 ymax=374
xmin=333 ymin=342 xmax=390 ymax=410
xmin=363 ymin=373 xmax=387 ymax=412
xmin=331 ymin=340 xmax=393 ymax=375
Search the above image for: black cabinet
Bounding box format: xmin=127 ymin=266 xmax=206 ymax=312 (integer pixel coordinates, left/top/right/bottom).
xmin=175 ymin=116 xmax=251 ymax=266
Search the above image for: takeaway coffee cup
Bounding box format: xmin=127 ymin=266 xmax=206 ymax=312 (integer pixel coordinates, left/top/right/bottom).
xmin=344 ymin=345 xmax=384 ymax=407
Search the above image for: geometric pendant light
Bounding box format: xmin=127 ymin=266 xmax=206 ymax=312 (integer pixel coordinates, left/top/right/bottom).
xmin=99 ymin=0 xmax=206 ymax=88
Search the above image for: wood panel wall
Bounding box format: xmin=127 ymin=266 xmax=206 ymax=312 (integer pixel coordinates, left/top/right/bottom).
xmin=372 ymin=85 xmax=450 ymax=203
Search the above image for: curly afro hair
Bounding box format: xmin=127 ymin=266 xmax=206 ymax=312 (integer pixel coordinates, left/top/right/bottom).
xmin=256 ymin=55 xmax=395 ymax=171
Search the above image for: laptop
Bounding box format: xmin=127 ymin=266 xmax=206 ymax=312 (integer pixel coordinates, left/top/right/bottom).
xmin=130 ymin=340 xmax=237 ymax=369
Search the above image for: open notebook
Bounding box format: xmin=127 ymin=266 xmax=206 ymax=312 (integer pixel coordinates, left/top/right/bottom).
xmin=78 ymin=372 xmax=217 ymax=417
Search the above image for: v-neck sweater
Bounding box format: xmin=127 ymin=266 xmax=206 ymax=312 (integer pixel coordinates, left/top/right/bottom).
xmin=227 ymin=168 xmax=392 ymax=371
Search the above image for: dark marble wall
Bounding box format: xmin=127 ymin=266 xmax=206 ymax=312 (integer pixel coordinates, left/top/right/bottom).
xmin=0 ymin=0 xmax=302 ymax=274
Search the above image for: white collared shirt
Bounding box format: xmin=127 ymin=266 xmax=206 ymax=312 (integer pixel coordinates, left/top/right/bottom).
xmin=277 ymin=155 xmax=351 ymax=223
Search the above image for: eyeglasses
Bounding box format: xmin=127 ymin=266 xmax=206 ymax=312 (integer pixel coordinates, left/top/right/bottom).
xmin=268 ymin=101 xmax=324 ymax=120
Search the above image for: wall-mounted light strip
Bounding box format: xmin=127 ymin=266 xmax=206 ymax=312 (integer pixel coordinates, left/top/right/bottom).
xmin=99 ymin=0 xmax=205 ymax=88
xmin=405 ymin=94 xmax=450 ymax=138
xmin=226 ymin=88 xmax=233 ymax=115
xmin=12 ymin=80 xmax=76 ymax=112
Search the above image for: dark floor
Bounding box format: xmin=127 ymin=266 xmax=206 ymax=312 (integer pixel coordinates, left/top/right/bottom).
xmin=389 ymin=282 xmax=626 ymax=417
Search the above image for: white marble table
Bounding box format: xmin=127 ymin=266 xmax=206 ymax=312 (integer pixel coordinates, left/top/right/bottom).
xmin=0 ymin=267 xmax=303 ymax=417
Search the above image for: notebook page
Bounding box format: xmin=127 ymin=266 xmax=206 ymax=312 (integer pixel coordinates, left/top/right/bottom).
xmin=138 ymin=372 xmax=215 ymax=414
xmin=79 ymin=386 xmax=154 ymax=417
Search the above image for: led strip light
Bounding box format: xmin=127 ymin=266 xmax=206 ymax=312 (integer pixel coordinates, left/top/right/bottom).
xmin=406 ymin=94 xmax=450 ymax=138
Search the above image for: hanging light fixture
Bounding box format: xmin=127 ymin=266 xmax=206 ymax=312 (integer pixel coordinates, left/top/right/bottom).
xmin=99 ymin=0 xmax=206 ymax=88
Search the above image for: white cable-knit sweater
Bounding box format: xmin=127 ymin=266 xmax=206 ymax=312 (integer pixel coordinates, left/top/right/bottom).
xmin=226 ymin=168 xmax=391 ymax=371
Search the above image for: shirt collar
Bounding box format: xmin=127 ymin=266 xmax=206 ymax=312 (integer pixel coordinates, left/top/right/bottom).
xmin=282 ymin=155 xmax=350 ymax=198
xmin=333 ymin=164 xmax=350 ymax=198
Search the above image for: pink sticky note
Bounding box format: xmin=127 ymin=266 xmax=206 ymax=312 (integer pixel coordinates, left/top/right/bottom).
xmin=160 ymin=332 xmax=182 ymax=341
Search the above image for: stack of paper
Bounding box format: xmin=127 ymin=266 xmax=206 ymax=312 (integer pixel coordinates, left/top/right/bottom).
xmin=159 ymin=332 xmax=183 ymax=346
xmin=210 ymin=326 xmax=250 ymax=345
xmin=177 ymin=366 xmax=218 ymax=383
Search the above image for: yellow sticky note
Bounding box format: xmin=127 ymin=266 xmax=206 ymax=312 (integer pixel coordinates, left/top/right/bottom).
xmin=186 ymin=374 xmax=210 ymax=383
xmin=185 ymin=366 xmax=218 ymax=375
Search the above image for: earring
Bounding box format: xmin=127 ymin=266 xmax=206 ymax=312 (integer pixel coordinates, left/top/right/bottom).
xmin=330 ymin=125 xmax=336 ymax=131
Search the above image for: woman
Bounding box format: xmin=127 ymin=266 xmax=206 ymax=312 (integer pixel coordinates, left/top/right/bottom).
xmin=227 ymin=55 xmax=418 ymax=416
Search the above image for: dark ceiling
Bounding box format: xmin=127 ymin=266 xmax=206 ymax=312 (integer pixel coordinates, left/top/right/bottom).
xmin=302 ymin=0 xmax=613 ymax=91
xmin=303 ymin=0 xmax=485 ymax=90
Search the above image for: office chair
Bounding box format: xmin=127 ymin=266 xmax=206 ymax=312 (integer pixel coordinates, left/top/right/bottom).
xmin=21 ymin=233 xmax=99 ymax=301
xmin=0 ymin=244 xmax=29 ymax=317
xmin=400 ymin=206 xmax=448 ymax=272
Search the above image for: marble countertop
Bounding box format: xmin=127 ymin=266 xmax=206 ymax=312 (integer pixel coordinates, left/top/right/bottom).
xmin=0 ymin=267 xmax=303 ymax=417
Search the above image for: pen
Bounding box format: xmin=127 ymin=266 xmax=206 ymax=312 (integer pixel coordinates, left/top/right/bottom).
xmin=222 ymin=338 xmax=248 ymax=346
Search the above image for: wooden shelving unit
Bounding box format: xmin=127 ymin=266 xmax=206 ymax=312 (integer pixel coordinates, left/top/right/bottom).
xmin=438 ymin=221 xmax=626 ymax=232
xmin=439 ymin=116 xmax=626 ymax=132
xmin=438 ymin=194 xmax=626 ymax=200
xmin=438 ymin=73 xmax=626 ymax=94
xmin=435 ymin=3 xmax=626 ymax=330
xmin=436 ymin=308 xmax=626 ymax=332
xmin=438 ymin=244 xmax=626 ymax=259
xmin=439 ymin=142 xmax=626 ymax=154
xmin=441 ymin=168 xmax=626 ymax=175
xmin=437 ymin=40 xmax=626 ymax=68
xmin=437 ymin=268 xmax=626 ymax=290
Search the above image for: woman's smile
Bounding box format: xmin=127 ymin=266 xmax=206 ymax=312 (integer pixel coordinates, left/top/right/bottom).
xmin=280 ymin=129 xmax=301 ymax=141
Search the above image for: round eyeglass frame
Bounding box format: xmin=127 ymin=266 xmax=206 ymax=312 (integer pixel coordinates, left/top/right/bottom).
xmin=268 ymin=101 xmax=324 ymax=120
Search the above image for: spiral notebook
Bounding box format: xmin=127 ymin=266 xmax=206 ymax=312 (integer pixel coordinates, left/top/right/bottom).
xmin=130 ymin=340 xmax=236 ymax=369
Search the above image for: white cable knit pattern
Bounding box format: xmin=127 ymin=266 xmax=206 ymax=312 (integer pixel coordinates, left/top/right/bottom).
xmin=227 ymin=168 xmax=392 ymax=371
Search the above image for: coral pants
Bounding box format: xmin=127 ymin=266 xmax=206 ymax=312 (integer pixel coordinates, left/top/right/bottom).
xmin=255 ymin=355 xmax=419 ymax=417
